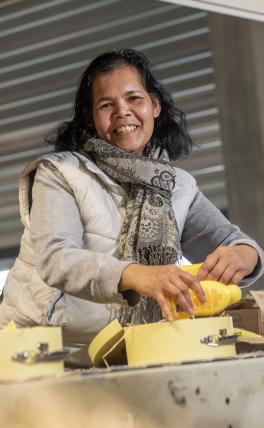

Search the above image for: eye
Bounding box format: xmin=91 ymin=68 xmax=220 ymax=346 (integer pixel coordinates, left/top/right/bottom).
xmin=128 ymin=95 xmax=142 ymax=102
xmin=99 ymin=102 xmax=112 ymax=110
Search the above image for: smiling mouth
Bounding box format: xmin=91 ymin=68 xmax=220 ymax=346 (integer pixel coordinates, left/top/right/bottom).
xmin=114 ymin=125 xmax=138 ymax=135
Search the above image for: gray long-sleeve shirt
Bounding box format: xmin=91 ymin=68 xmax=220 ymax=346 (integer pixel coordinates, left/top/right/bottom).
xmin=30 ymin=158 xmax=264 ymax=295
xmin=0 ymin=152 xmax=263 ymax=338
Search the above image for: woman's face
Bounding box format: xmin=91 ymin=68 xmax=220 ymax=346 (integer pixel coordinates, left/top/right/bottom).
xmin=92 ymin=65 xmax=161 ymax=154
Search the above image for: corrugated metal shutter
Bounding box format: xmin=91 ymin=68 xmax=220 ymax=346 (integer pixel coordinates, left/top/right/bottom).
xmin=160 ymin=0 xmax=264 ymax=22
xmin=0 ymin=0 xmax=226 ymax=262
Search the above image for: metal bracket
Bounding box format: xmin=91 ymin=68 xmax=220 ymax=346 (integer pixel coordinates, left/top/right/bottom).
xmin=12 ymin=342 xmax=69 ymax=365
xmin=200 ymin=328 xmax=241 ymax=347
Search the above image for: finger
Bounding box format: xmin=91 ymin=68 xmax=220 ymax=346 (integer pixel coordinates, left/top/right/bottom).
xmin=165 ymin=283 xmax=194 ymax=315
xmin=165 ymin=279 xmax=193 ymax=310
xmin=187 ymin=280 xmax=206 ymax=303
xmin=164 ymin=294 xmax=178 ymax=319
xmin=229 ymin=270 xmax=245 ymax=285
xmin=179 ymin=272 xmax=206 ymax=303
xmin=156 ymin=294 xmax=174 ymax=321
xmin=197 ymin=252 xmax=220 ymax=280
xmin=173 ymin=280 xmax=194 ymax=309
xmin=219 ymin=266 xmax=239 ymax=284
xmin=206 ymin=259 xmax=229 ymax=281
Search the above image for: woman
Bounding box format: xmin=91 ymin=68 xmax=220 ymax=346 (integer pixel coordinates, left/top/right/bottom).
xmin=0 ymin=49 xmax=263 ymax=346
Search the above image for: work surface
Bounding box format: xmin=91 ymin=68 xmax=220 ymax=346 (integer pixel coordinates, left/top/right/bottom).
xmin=1 ymin=355 xmax=264 ymax=428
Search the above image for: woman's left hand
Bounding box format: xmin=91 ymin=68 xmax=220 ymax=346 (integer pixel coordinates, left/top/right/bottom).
xmin=197 ymin=245 xmax=258 ymax=284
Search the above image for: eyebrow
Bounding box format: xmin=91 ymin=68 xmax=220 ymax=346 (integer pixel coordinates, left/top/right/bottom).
xmin=95 ymin=90 xmax=143 ymax=105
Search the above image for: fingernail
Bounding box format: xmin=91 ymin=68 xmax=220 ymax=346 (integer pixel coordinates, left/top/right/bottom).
xmin=188 ymin=306 xmax=194 ymax=314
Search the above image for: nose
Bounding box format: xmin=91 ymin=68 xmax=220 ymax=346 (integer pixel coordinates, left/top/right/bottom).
xmin=112 ymin=100 xmax=131 ymax=118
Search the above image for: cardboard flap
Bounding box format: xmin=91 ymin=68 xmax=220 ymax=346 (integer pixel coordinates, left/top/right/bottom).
xmin=227 ymin=291 xmax=264 ymax=311
xmin=250 ymin=291 xmax=264 ymax=313
xmin=227 ymin=295 xmax=256 ymax=310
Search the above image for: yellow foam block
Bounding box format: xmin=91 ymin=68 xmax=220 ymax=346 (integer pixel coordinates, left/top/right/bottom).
xmin=0 ymin=323 xmax=64 ymax=382
xmin=88 ymin=319 xmax=126 ymax=367
xmin=88 ymin=317 xmax=236 ymax=368
xmin=124 ymin=317 xmax=236 ymax=367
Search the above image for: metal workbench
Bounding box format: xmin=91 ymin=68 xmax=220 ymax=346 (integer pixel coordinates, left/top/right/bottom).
xmin=1 ymin=354 xmax=264 ymax=428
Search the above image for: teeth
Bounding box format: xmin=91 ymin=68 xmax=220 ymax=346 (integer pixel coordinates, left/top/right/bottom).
xmin=115 ymin=125 xmax=137 ymax=134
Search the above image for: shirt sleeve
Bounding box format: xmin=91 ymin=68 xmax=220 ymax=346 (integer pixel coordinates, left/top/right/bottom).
xmin=181 ymin=189 xmax=264 ymax=287
xmin=29 ymin=161 xmax=137 ymax=305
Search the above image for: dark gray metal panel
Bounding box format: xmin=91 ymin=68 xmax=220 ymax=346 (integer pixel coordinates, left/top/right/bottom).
xmin=209 ymin=13 xmax=264 ymax=248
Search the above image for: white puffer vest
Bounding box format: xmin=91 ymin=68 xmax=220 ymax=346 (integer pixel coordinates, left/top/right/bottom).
xmin=0 ymin=151 xmax=197 ymax=345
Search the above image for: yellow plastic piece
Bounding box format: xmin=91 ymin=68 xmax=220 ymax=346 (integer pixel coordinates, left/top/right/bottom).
xmin=234 ymin=328 xmax=263 ymax=339
xmin=3 ymin=320 xmax=17 ymax=332
xmin=166 ymin=264 xmax=242 ymax=320
xmin=180 ymin=262 xmax=203 ymax=275
xmin=88 ymin=319 xmax=126 ymax=367
xmin=0 ymin=323 xmax=64 ymax=382
xmin=233 ymin=327 xmax=264 ymax=346
xmin=88 ymin=317 xmax=236 ymax=368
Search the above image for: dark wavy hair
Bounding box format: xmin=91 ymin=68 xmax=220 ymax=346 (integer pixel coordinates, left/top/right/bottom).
xmin=48 ymin=48 xmax=193 ymax=160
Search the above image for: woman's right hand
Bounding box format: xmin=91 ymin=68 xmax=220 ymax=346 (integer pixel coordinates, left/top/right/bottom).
xmin=119 ymin=264 xmax=206 ymax=321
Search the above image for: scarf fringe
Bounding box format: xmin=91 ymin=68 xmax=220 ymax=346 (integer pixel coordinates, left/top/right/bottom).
xmin=116 ymin=297 xmax=162 ymax=326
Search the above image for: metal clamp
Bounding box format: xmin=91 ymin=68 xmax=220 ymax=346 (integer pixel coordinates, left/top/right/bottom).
xmin=200 ymin=328 xmax=241 ymax=347
xmin=12 ymin=342 xmax=69 ymax=365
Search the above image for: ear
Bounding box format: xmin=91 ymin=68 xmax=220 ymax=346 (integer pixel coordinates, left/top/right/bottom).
xmin=152 ymin=97 xmax=161 ymax=118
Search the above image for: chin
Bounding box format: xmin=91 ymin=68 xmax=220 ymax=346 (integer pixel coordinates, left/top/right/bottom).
xmin=113 ymin=141 xmax=145 ymax=154
xmin=121 ymin=146 xmax=143 ymax=154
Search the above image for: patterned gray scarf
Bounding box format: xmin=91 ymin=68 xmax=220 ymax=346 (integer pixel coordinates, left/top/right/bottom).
xmin=83 ymin=137 xmax=182 ymax=324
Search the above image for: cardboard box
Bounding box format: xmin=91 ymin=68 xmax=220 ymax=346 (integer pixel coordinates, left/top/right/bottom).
xmin=226 ymin=291 xmax=264 ymax=335
xmin=226 ymin=291 xmax=264 ymax=353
